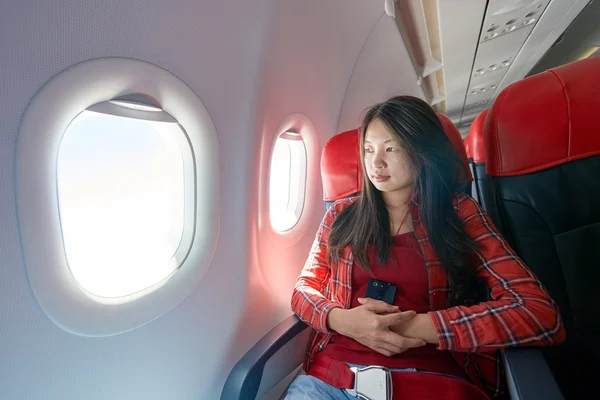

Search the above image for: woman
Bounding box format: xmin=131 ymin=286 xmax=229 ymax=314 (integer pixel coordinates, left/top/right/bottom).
xmin=286 ymin=96 xmax=565 ymax=399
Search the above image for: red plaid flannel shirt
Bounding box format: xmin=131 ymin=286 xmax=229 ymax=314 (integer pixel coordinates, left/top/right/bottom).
xmin=291 ymin=193 xmax=565 ymax=398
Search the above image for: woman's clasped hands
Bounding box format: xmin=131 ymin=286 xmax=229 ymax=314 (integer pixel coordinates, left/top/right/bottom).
xmin=327 ymin=298 xmax=426 ymax=357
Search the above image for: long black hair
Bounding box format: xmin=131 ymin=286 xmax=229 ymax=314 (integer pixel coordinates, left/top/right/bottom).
xmin=327 ymin=95 xmax=480 ymax=306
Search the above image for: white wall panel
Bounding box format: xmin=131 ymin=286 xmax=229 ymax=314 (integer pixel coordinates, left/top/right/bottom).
xmin=0 ymin=0 xmax=422 ymax=398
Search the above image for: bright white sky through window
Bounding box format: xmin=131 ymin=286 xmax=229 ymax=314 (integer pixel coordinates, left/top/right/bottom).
xmin=269 ymin=133 xmax=306 ymax=232
xmin=57 ymin=111 xmax=187 ymax=298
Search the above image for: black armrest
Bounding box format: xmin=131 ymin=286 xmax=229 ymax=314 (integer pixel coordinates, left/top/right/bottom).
xmin=220 ymin=315 xmax=309 ymax=400
xmin=502 ymin=348 xmax=564 ymax=400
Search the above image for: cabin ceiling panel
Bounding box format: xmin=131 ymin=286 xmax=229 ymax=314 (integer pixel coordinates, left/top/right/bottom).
xmin=437 ymin=0 xmax=488 ymax=122
xmin=489 ymin=0 xmax=591 ymax=103
xmin=479 ymin=0 xmax=548 ymax=43
xmin=462 ymin=28 xmax=534 ymax=123
xmin=460 ymin=0 xmax=551 ymax=126
xmin=437 ymin=0 xmax=589 ymax=133
xmin=529 ymin=0 xmax=600 ymax=75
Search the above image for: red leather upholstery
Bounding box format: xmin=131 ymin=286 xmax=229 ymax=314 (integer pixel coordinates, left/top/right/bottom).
xmin=484 ymin=56 xmax=600 ymax=177
xmin=437 ymin=113 xmax=473 ymax=182
xmin=321 ymin=116 xmax=473 ymax=202
xmin=321 ymin=128 xmax=362 ymax=202
xmin=464 ymin=109 xmax=487 ymax=164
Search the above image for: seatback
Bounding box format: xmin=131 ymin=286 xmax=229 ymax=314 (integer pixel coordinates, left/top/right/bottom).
xmin=321 ymin=128 xmax=362 ymax=210
xmin=437 ymin=113 xmax=473 ymax=195
xmin=464 ymin=110 xmax=487 ymax=203
xmin=464 ymin=109 xmax=505 ymax=233
xmin=321 ymin=114 xmax=472 ymax=209
xmin=482 ymin=56 xmax=600 ymax=398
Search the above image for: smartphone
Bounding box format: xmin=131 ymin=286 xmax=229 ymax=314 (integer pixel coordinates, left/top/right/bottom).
xmin=365 ymin=278 xmax=397 ymax=305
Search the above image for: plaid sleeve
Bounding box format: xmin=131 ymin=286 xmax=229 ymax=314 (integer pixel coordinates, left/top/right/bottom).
xmin=429 ymin=194 xmax=566 ymax=352
xmin=290 ymin=201 xmax=346 ymax=334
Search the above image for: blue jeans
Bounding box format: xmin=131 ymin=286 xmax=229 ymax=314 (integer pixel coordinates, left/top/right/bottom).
xmin=284 ymin=375 xmax=357 ymax=400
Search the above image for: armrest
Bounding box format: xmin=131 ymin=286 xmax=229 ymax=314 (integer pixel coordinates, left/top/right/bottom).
xmin=220 ymin=315 xmax=310 ymax=400
xmin=502 ymin=347 xmax=564 ymax=400
xmin=221 ymin=316 xmax=565 ymax=400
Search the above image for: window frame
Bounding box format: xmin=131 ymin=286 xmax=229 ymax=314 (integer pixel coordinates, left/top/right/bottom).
xmin=269 ymin=131 xmax=307 ymax=232
xmin=15 ymin=57 xmax=219 ymax=336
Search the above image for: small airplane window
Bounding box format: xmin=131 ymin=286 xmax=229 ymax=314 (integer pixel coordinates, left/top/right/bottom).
xmin=269 ymin=131 xmax=307 ymax=232
xmin=57 ymin=96 xmax=195 ymax=299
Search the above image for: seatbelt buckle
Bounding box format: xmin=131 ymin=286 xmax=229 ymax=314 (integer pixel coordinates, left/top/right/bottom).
xmin=345 ymin=365 xmax=393 ymax=400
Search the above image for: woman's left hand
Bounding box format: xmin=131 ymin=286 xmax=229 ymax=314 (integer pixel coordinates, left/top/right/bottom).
xmin=358 ymin=298 xmax=439 ymax=345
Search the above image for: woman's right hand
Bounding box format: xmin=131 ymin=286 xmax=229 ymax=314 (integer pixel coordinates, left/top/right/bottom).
xmin=327 ymin=299 xmax=426 ymax=357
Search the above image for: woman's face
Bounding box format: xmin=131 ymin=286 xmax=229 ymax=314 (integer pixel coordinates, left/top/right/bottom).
xmin=363 ymin=119 xmax=414 ymax=195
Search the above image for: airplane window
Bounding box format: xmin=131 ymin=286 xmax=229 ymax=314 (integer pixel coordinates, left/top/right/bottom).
xmin=269 ymin=131 xmax=307 ymax=232
xmin=16 ymin=58 xmax=218 ymax=335
xmin=57 ymin=99 xmax=195 ymax=298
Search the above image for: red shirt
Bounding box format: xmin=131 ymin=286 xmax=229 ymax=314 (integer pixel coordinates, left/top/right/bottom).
xmin=291 ymin=194 xmax=565 ymax=398
xmin=320 ymin=232 xmax=465 ymax=378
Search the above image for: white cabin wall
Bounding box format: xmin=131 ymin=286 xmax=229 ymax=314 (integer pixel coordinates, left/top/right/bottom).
xmin=336 ymin=15 xmax=426 ymax=133
xmin=0 ymin=0 xmax=275 ymax=399
xmin=0 ymin=0 xmax=424 ymax=399
xmin=230 ymin=0 xmax=388 ymax=382
xmin=251 ymin=0 xmax=385 ymax=314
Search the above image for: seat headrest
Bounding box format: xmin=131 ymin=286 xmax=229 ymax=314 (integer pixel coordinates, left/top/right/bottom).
xmin=321 ymin=128 xmax=362 ymax=201
xmin=484 ymin=56 xmax=600 ymax=177
xmin=464 ymin=109 xmax=488 ymax=164
xmin=321 ymin=115 xmax=473 ymax=202
xmin=437 ymin=113 xmax=474 ymax=182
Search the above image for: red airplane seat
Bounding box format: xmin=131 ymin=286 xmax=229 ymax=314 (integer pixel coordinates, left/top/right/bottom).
xmin=320 ymin=128 xmax=362 ymax=210
xmin=482 ymin=56 xmax=600 ymax=399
